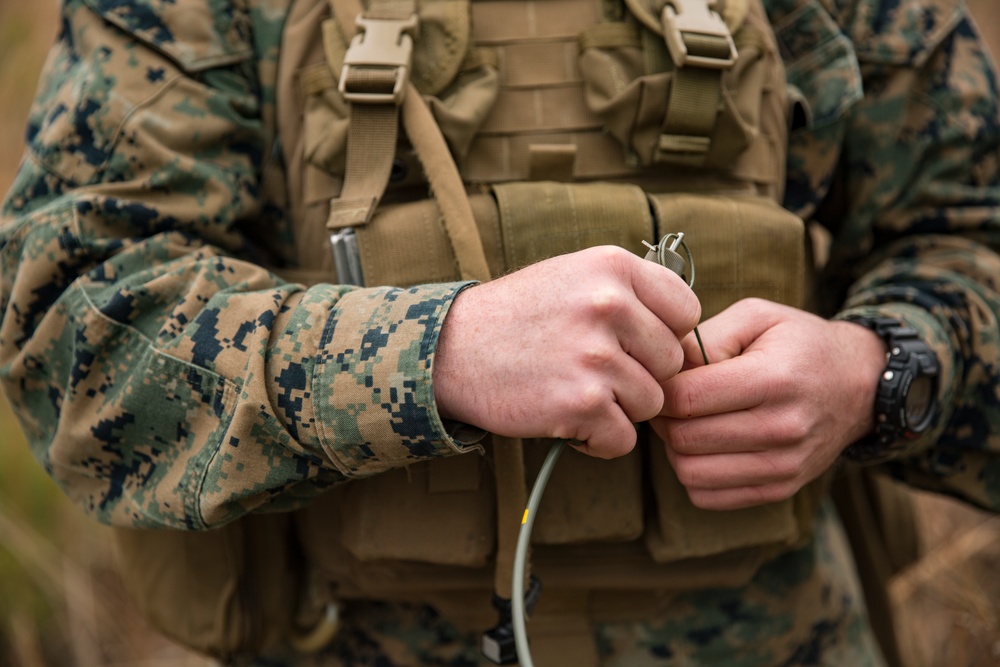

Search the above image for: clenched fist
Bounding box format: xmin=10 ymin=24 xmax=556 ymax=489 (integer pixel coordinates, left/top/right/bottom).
xmin=433 ymin=246 xmax=701 ymax=459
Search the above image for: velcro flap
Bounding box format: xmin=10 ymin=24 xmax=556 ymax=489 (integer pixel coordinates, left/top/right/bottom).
xmin=648 ymin=193 xmax=806 ymax=318
xmin=492 ymin=181 xmax=654 ymax=271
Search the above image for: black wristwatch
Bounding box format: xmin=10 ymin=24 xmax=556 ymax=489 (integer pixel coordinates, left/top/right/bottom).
xmin=844 ymin=315 xmax=940 ymax=461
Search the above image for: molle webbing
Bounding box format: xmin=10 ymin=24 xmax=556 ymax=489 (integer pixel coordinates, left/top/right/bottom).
xmin=288 ymin=0 xmax=817 ymax=625
xmin=463 ymin=0 xmax=624 ymax=182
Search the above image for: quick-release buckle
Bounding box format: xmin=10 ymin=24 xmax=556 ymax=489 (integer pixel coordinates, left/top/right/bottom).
xmin=339 ymin=15 xmax=419 ymax=104
xmin=661 ymin=0 xmax=736 ymax=69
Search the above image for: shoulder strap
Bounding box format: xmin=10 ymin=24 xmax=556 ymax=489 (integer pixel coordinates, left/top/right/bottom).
xmin=401 ymin=81 xmax=491 ymax=282
xmin=325 ymin=0 xmax=490 ymax=284
xmin=325 ymin=0 xmax=417 ymax=243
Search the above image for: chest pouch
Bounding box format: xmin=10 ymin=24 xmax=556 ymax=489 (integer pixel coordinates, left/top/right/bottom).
xmin=579 ymin=0 xmax=785 ymax=192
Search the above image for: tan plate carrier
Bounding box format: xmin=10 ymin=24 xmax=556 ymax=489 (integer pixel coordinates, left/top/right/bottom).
xmin=114 ymin=0 xmax=827 ymax=663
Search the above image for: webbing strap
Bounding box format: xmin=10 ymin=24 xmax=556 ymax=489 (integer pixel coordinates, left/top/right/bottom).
xmin=657 ymin=0 xmax=736 ymax=164
xmin=326 ymin=0 xmax=417 ymax=234
xmin=327 ymin=101 xmax=400 ymax=229
xmin=659 ymin=64 xmax=724 ymax=160
xmin=401 ymin=80 xmax=492 ymax=282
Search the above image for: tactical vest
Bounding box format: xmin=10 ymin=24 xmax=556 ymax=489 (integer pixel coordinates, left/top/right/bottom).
xmin=115 ymin=0 xmax=826 ymax=662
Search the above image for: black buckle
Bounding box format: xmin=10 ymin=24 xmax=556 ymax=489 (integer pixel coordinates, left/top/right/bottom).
xmin=480 ymin=575 xmax=542 ymax=664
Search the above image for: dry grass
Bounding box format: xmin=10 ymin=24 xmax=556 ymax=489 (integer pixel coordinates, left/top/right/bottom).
xmin=1 ymin=1 xmax=999 ymax=666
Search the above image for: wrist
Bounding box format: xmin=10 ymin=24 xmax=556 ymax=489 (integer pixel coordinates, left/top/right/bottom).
xmin=830 ymin=319 xmax=888 ymax=442
xmin=432 ymin=284 xmax=477 ymax=423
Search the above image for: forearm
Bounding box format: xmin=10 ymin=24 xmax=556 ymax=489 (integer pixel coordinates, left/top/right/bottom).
xmin=826 ymin=9 xmax=1000 ymax=509
xmin=0 ymin=2 xmax=474 ymax=530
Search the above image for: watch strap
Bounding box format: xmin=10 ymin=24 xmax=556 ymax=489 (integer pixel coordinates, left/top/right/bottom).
xmin=842 ymin=315 xmax=940 ymax=462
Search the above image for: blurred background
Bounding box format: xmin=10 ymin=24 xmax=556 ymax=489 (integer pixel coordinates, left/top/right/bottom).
xmin=0 ymin=1 xmax=998 ymax=665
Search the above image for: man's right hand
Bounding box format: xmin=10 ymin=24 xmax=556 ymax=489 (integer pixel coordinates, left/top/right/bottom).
xmin=432 ymin=245 xmax=701 ymax=459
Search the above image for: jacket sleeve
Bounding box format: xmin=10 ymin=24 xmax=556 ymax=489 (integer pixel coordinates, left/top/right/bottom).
xmin=0 ymin=0 xmax=475 ymax=531
xmin=807 ymin=0 xmax=1000 ymax=511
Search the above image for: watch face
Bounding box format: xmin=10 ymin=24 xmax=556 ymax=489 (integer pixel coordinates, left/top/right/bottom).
xmin=904 ymin=375 xmax=934 ymax=429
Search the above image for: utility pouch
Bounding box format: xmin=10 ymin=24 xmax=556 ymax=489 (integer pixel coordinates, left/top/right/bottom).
xmin=649 ymin=192 xmax=806 ymax=318
xmin=578 ymin=0 xmax=786 ymax=192
xmin=526 ymin=443 xmax=645 ymax=544
xmin=352 ymin=180 xmax=655 ymax=287
xmin=114 ymin=513 xmax=300 ymax=661
xmin=643 ymin=191 xmax=814 ymax=563
xmin=336 ymin=454 xmax=497 ymax=566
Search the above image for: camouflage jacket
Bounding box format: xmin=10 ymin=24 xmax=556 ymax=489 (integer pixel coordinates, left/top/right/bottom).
xmin=1 ymin=0 xmax=999 ymax=531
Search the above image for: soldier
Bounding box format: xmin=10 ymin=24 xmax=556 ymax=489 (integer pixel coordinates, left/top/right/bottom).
xmin=1 ymin=0 xmax=998 ymax=665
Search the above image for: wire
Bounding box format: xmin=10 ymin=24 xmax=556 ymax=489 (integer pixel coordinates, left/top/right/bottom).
xmin=511 ymin=440 xmax=565 ymax=667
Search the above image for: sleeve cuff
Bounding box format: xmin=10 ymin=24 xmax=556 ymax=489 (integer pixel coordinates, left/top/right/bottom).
xmin=311 ymin=281 xmax=482 ymax=477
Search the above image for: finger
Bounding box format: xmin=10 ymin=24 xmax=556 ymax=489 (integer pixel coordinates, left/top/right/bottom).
xmin=611 ymin=351 xmax=668 ymax=423
xmin=684 ymin=484 xmax=800 ymax=511
xmin=571 ymin=404 xmax=639 ymax=459
xmin=555 ymin=356 xmax=655 ymax=457
xmin=692 ymin=299 xmax=786 ymax=362
xmin=666 ymin=447 xmax=798 ymax=490
xmin=654 ymin=408 xmax=804 ymax=456
xmin=628 ymin=256 xmax=703 ymax=339
xmin=660 ymin=353 xmax=774 ymax=419
xmin=615 ymin=304 xmax=687 ymax=383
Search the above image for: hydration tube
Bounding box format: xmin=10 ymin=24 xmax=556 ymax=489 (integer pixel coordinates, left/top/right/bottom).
xmin=510 ymin=233 xmax=704 ymax=666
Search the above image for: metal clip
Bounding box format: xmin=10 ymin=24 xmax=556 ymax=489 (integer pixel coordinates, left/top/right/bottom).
xmin=661 ymin=0 xmax=736 ymax=69
xmin=339 ymin=15 xmax=419 ymax=104
xmin=330 ymin=228 xmax=365 ymax=286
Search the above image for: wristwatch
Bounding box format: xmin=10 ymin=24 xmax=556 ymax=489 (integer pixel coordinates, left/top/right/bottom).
xmin=843 ymin=315 xmax=941 ymax=461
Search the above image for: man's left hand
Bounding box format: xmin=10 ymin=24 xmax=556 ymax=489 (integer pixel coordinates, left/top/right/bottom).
xmin=653 ymin=298 xmax=886 ymax=510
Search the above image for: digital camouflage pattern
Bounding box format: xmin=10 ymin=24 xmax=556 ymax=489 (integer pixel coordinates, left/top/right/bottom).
xmin=0 ymin=0 xmax=475 ymax=529
xmin=1 ymin=0 xmax=999 ymax=665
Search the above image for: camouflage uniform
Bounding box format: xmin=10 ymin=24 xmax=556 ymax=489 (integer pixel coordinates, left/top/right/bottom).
xmin=1 ymin=0 xmax=999 ymax=664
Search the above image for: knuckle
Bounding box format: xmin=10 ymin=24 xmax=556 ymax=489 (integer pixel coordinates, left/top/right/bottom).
xmin=591 ymin=244 xmax=632 ymax=265
xmin=622 ymin=389 xmax=662 ymax=424
xmin=580 ymin=342 xmax=618 ymax=370
xmin=661 ymin=340 xmax=686 ymax=378
xmin=772 ymin=411 xmax=811 ymax=445
xmin=663 ymin=420 xmax=695 ymax=454
xmin=663 ymin=381 xmax=700 ymax=419
xmin=569 ymin=381 xmax=608 ymax=418
xmin=759 ymin=450 xmax=799 ymax=481
xmin=584 ymin=285 xmax=629 ymax=321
